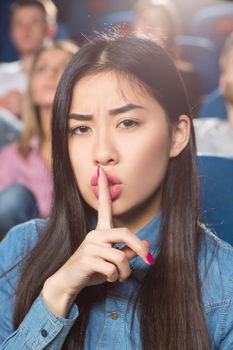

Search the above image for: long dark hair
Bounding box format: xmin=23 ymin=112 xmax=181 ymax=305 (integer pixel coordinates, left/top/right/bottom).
xmin=13 ymin=35 xmax=210 ymax=349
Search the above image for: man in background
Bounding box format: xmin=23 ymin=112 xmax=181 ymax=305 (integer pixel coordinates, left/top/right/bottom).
xmin=194 ymin=32 xmax=233 ymax=156
xmin=0 ymin=0 xmax=57 ymax=118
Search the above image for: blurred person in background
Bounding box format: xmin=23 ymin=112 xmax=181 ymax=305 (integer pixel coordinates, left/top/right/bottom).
xmin=194 ymin=32 xmax=233 ymax=156
xmin=0 ymin=0 xmax=57 ymax=121
xmin=0 ymin=40 xmax=78 ymax=238
xmin=131 ymin=0 xmax=200 ymax=114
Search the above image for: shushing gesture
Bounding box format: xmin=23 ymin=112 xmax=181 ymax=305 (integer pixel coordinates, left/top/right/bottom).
xmin=42 ymin=167 xmax=153 ymax=317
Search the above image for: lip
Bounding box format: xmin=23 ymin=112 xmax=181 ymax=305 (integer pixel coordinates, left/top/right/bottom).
xmin=91 ymin=172 xmax=122 ymax=200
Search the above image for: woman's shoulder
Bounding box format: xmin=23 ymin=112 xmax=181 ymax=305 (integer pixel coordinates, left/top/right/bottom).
xmin=0 ymin=219 xmax=48 ymax=271
xmin=200 ymin=225 xmax=233 ymax=274
xmin=201 ymin=225 xmax=233 ymax=259
xmin=199 ymin=225 xmax=233 ymax=307
xmin=199 ymin=227 xmax=233 ymax=346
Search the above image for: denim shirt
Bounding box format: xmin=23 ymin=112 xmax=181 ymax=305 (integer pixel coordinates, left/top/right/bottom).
xmin=0 ymin=216 xmax=233 ymax=349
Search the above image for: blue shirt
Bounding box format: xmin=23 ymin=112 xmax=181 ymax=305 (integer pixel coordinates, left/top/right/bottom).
xmin=0 ymin=216 xmax=233 ymax=349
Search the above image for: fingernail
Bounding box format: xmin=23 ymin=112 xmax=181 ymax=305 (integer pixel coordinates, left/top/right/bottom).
xmin=146 ymin=252 xmax=154 ymax=265
xmin=97 ymin=165 xmax=100 ymax=178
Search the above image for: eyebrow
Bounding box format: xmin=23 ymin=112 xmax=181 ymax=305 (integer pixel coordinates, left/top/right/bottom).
xmin=109 ymin=104 xmax=143 ymax=116
xmin=68 ymin=104 xmax=144 ymax=121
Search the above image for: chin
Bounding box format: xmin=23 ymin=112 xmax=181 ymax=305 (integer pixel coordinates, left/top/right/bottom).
xmin=111 ymin=199 xmax=132 ymax=217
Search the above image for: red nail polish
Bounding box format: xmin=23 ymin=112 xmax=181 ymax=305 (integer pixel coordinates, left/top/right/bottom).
xmin=97 ymin=166 xmax=100 ymax=178
xmin=146 ymin=252 xmax=154 ymax=265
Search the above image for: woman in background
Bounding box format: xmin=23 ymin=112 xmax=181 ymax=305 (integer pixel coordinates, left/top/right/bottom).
xmin=0 ymin=40 xmax=78 ymax=236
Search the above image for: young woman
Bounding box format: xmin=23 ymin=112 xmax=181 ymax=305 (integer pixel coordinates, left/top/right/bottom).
xmin=0 ymin=35 xmax=233 ymax=349
xmin=0 ymin=40 xmax=78 ymax=235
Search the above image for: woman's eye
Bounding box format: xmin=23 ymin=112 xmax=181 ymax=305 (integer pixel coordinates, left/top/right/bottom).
xmin=118 ymin=120 xmax=139 ymax=128
xmin=69 ymin=126 xmax=91 ymax=135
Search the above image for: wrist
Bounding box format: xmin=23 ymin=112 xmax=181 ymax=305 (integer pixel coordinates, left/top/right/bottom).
xmin=42 ymin=274 xmax=76 ymax=318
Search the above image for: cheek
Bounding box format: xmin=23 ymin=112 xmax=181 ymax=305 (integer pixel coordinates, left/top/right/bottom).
xmin=69 ymin=144 xmax=78 ymax=175
xmin=227 ymin=75 xmax=233 ymax=86
xmin=33 ymin=26 xmax=45 ymax=39
xmin=127 ymin=130 xmax=171 ymax=168
xmin=31 ymin=86 xmax=40 ymax=104
xmin=31 ymin=77 xmax=42 ymax=100
xmin=68 ymin=142 xmax=90 ymax=186
xmin=125 ymin=132 xmax=171 ymax=189
xmin=32 ymin=79 xmax=55 ymax=105
xmin=12 ymin=29 xmax=22 ymax=42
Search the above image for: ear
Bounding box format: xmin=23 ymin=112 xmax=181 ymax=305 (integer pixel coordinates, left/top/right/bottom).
xmin=169 ymin=114 xmax=191 ymax=158
xmin=47 ymin=24 xmax=57 ymax=39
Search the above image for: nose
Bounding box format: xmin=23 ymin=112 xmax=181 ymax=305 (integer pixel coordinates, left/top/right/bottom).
xmin=93 ymin=131 xmax=119 ymax=167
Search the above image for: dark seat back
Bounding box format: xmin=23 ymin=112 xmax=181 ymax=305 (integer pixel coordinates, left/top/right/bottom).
xmin=198 ymin=154 xmax=233 ymax=246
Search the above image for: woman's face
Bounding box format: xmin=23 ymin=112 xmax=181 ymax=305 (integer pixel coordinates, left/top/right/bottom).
xmin=68 ymin=71 xmax=185 ymax=226
xmin=132 ymin=6 xmax=171 ymax=43
xmin=31 ymin=48 xmax=72 ymax=108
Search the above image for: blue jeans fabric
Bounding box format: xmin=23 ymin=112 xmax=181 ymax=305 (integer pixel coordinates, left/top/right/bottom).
xmin=0 ymin=184 xmax=39 ymax=236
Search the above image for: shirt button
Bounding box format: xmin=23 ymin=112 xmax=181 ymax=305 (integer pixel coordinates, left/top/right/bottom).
xmin=41 ymin=329 xmax=48 ymax=337
xmin=111 ymin=311 xmax=118 ymax=320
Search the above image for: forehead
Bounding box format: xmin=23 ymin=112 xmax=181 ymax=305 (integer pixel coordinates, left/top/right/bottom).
xmin=12 ymin=5 xmax=45 ymax=21
xmin=69 ymin=70 xmax=166 ymax=117
xmin=36 ymin=48 xmax=71 ymax=63
xmin=72 ymin=71 xmax=151 ymax=104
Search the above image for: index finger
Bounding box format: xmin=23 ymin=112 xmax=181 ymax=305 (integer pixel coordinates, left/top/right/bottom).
xmin=96 ymin=166 xmax=113 ymax=229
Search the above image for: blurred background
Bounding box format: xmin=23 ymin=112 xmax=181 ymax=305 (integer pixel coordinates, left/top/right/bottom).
xmin=1 ymin=0 xmax=233 ymax=96
xmin=1 ymin=1 xmax=232 ymax=58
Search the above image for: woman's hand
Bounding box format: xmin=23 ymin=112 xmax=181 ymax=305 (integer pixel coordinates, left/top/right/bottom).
xmin=42 ymin=167 xmax=151 ymax=317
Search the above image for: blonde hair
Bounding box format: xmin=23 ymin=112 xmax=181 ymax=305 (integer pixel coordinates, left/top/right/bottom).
xmin=18 ymin=40 xmax=79 ymax=157
xmin=41 ymin=0 xmax=57 ymax=27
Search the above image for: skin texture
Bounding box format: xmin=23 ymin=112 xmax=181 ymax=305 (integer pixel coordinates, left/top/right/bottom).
xmin=10 ymin=6 xmax=48 ymax=56
xmin=31 ymin=48 xmax=73 ymax=108
xmin=131 ymin=4 xmax=177 ymax=53
xmin=42 ymin=70 xmax=190 ymax=317
xmin=220 ymin=47 xmax=233 ymax=105
xmin=132 ymin=6 xmax=171 ymax=42
xmin=68 ymin=71 xmax=190 ymax=231
xmin=220 ymin=46 xmax=233 ymax=126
